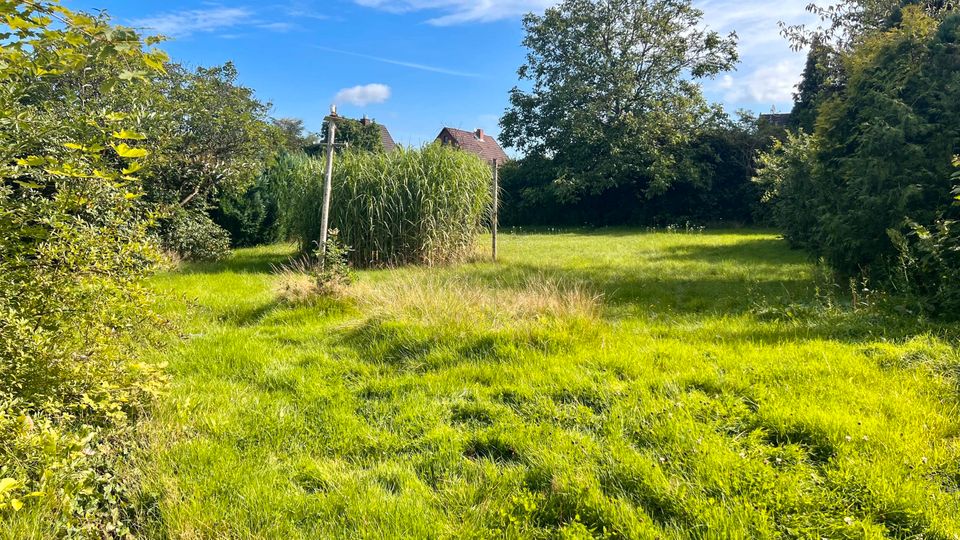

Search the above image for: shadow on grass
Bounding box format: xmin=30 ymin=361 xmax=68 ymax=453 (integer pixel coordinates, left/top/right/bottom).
xmin=501 ymin=226 xmax=783 ymax=238
xmin=642 ymin=239 xmax=808 ymax=266
xmin=457 ymin=261 xmax=810 ymax=316
xmin=177 ymin=247 xmax=298 ymax=275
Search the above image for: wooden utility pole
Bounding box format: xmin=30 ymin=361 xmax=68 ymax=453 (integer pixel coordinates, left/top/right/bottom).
xmin=491 ymin=158 xmax=499 ymax=262
xmin=320 ymin=105 xmax=338 ymax=256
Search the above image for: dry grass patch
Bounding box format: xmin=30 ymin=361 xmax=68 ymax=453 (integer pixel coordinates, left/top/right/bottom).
xmin=347 ymin=273 xmax=602 ymax=330
xmin=274 ymin=269 xmax=320 ymax=305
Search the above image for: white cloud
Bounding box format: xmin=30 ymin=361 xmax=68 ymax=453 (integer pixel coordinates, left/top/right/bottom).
xmin=131 ymin=6 xmax=314 ymax=38
xmin=257 ymin=22 xmax=297 ymax=32
xmin=131 ymin=7 xmax=253 ymax=37
xmin=716 ymin=58 xmax=805 ymax=104
xmin=352 ymin=0 xmax=555 ymax=25
xmin=334 ymin=83 xmax=392 ymax=106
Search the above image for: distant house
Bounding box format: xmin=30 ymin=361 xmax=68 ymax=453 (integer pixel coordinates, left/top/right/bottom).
xmin=436 ymin=127 xmax=508 ymax=164
xmin=360 ymin=116 xmax=397 ymax=152
xmin=306 ymin=115 xmax=397 ymax=155
xmin=758 ymin=113 xmax=792 ymax=129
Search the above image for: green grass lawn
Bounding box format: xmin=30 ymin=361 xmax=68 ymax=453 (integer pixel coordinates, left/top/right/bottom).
xmin=136 ymin=229 xmax=960 ymax=538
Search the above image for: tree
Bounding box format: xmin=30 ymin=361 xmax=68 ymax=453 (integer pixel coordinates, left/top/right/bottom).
xmin=318 ymin=117 xmax=385 ymax=153
xmin=764 ymin=7 xmax=960 ymax=289
xmin=148 ymin=62 xmax=280 ymax=210
xmin=810 ymin=7 xmax=959 ymax=277
xmin=501 ymin=110 xmax=775 ymax=226
xmin=273 ymin=117 xmax=319 ymax=151
xmin=499 ymin=0 xmax=738 ymax=203
xmin=790 ymin=38 xmax=836 ymax=132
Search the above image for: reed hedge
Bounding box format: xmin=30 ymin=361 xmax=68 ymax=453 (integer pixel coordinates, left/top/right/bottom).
xmin=284 ymin=144 xmax=493 ymax=267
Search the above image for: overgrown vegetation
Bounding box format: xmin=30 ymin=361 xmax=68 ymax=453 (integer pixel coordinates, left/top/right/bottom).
xmin=6 ymin=0 xmax=960 ymax=536
xmin=756 ymin=4 xmax=960 ymax=317
xmin=138 ymin=231 xmax=960 ymax=538
xmin=0 ymin=2 xmax=168 ymax=534
xmin=285 ymin=144 xmax=492 ymax=267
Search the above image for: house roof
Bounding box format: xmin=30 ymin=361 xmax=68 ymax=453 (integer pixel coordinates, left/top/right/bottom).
xmin=436 ymin=127 xmax=509 ymax=163
xmin=360 ymin=117 xmax=396 ymax=152
xmin=377 ymin=124 xmax=397 ymax=152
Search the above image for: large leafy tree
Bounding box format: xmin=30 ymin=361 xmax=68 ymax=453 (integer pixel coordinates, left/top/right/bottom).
xmin=148 ymin=62 xmax=279 ymax=210
xmin=499 ymin=0 xmax=738 ymax=200
xmin=273 ymin=117 xmax=320 ymax=152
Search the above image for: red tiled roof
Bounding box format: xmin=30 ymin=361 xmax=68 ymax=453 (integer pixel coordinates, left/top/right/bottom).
xmin=436 ymin=127 xmax=509 ymax=163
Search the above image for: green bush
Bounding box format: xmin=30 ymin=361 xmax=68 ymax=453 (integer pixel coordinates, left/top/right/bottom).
xmin=760 ymin=9 xmax=960 ymax=318
xmin=753 ymin=131 xmax=820 ymax=248
xmin=213 ymin=152 xmax=307 ymax=247
xmin=159 ymin=209 xmax=232 ymax=262
xmin=888 ymin=165 xmax=960 ymax=317
xmin=286 ymin=144 xmax=492 ymax=267
xmin=0 ymin=2 xmax=168 ymax=533
xmin=807 ymin=9 xmax=959 ymax=277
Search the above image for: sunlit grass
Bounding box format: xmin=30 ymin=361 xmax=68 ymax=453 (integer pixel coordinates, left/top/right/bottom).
xmin=135 ymin=229 xmax=960 ymax=538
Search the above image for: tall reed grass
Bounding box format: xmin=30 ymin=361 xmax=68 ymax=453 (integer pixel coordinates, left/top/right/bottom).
xmin=284 ymin=144 xmax=492 ymax=267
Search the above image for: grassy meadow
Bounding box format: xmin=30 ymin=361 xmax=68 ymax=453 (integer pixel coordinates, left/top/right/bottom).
xmin=135 ymin=229 xmax=960 ymax=538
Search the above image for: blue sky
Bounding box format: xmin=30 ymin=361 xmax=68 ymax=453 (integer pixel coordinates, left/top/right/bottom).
xmin=64 ymin=0 xmax=817 ymax=148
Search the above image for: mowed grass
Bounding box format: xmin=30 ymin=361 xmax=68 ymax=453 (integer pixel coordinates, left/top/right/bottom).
xmin=136 ymin=230 xmax=960 ymax=538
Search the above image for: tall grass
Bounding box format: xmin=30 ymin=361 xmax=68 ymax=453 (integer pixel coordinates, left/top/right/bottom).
xmin=136 ymin=233 xmax=960 ymax=538
xmin=284 ymin=144 xmax=493 ymax=267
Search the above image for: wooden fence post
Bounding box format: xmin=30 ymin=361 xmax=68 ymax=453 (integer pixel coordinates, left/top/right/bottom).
xmin=492 ymin=158 xmax=499 ymax=262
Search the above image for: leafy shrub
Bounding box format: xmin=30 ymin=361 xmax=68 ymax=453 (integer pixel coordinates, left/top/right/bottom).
xmin=888 ymin=164 xmax=960 ymax=317
xmin=753 ymin=131 xmax=820 ymax=248
xmin=807 ymin=9 xmax=959 ymax=277
xmin=213 ymin=152 xmax=308 ymax=247
xmin=213 ymin=185 xmax=274 ymax=248
xmin=159 ymin=209 xmax=232 ymax=261
xmin=315 ymin=230 xmax=354 ymax=293
xmin=759 ymin=9 xmax=960 ymax=318
xmin=286 ymin=144 xmax=492 ymax=267
xmin=890 ymin=218 xmax=960 ymax=317
xmin=274 ymin=231 xmax=353 ymax=302
xmin=0 ymin=2 xmax=168 ymax=533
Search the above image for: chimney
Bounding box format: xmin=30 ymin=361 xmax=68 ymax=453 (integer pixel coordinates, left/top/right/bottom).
xmin=361 ymin=115 xmax=370 ymax=126
xmin=475 ymin=128 xmax=484 ymax=140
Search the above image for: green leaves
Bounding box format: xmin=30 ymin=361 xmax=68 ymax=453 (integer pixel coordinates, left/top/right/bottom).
xmin=0 ymin=478 xmax=19 ymax=495
xmin=0 ymin=478 xmax=23 ymax=512
xmin=1 ymin=1 xmax=168 ymax=534
xmin=64 ymin=142 xmax=105 ymax=153
xmin=143 ymin=49 xmax=169 ymax=74
xmin=16 ymin=156 xmax=47 ymax=167
xmin=500 ymin=0 xmax=737 ymax=199
xmin=112 ymin=143 xmax=149 ymax=159
xmin=5 ymin=15 xmax=35 ymax=31
xmin=112 ymin=129 xmax=146 ymax=140
xmin=122 ymin=162 xmax=142 ymax=175
xmin=118 ymin=70 xmax=147 ymax=82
